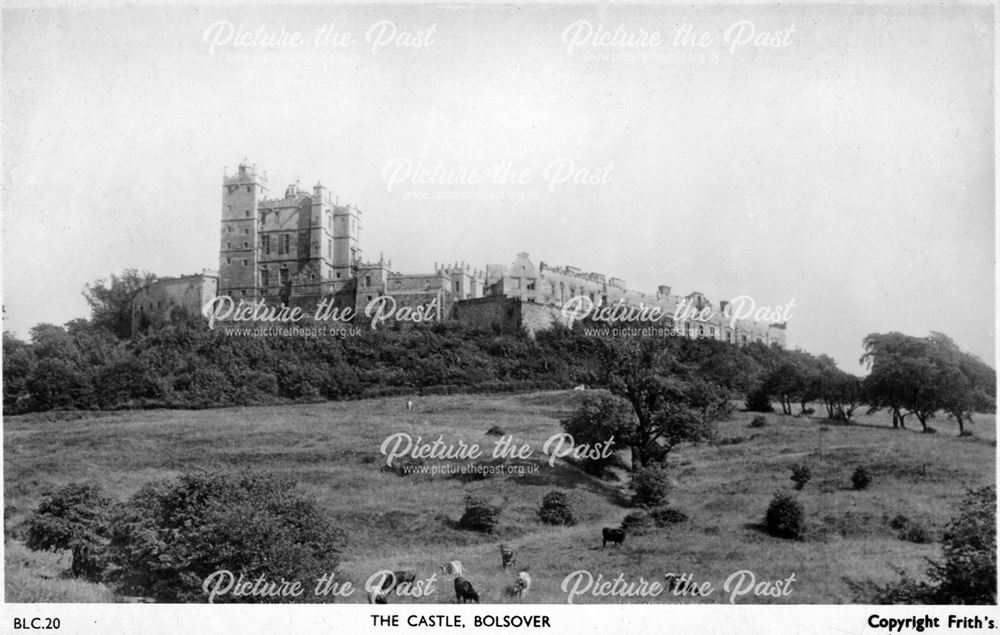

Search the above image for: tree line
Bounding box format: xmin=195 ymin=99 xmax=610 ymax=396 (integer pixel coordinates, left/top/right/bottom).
xmin=2 ymin=270 xmax=994 ymax=439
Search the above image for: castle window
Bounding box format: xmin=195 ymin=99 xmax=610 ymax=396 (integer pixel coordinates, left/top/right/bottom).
xmin=282 ymin=234 xmax=290 ymax=254
xmin=454 ymin=281 xmax=461 ymax=292
xmin=365 ymin=276 xmax=371 ymax=287
xmin=246 ymin=185 xmax=252 ymax=193
xmin=240 ymin=289 xmax=246 ymax=296
xmin=242 ymin=259 xmax=248 ymax=266
xmin=337 ymin=272 xmax=342 ymax=279
xmin=226 ymin=257 xmax=231 ymax=264
xmin=279 ymin=267 xmax=289 ymax=285
xmin=227 ymin=226 xmax=233 ymax=233
xmin=262 ymin=235 xmax=270 ymax=255
xmin=226 ymin=242 xmax=231 ymax=250
xmin=261 ymin=269 xmax=269 ymax=287
xmin=243 ymin=242 xmax=249 ymax=249
xmin=245 ymin=209 xmax=250 ymax=218
xmin=367 ymin=295 xmax=373 ymax=302
xmin=526 ymin=279 xmax=536 ymax=291
xmin=242 ymin=228 xmax=249 ymax=235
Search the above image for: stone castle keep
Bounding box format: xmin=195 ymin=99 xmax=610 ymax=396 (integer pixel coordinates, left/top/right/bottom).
xmin=132 ymin=160 xmax=786 ymax=346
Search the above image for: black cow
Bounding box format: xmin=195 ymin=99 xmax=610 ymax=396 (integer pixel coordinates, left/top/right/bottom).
xmin=602 ymin=527 xmax=625 ymax=547
xmin=454 ymin=576 xmax=480 ymax=603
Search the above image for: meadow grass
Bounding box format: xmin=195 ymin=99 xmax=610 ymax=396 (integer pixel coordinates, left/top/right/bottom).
xmin=4 ymin=391 xmax=994 ymax=603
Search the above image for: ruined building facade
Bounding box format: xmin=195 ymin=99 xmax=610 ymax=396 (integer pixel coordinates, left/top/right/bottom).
xmin=132 ymin=161 xmax=785 ymax=347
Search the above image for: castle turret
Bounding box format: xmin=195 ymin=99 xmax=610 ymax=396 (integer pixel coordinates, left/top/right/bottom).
xmin=219 ymin=161 xmax=267 ymax=300
xmin=331 ymin=202 xmax=360 ymax=280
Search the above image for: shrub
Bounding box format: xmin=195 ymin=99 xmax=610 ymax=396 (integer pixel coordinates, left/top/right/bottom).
xmin=620 ymin=510 xmax=654 ymax=534
xmin=749 ymin=415 xmax=768 ymax=428
xmin=790 ymin=464 xmax=812 ymax=490
xmin=631 ymin=466 xmax=670 ymax=508
xmin=649 ymin=506 xmax=688 ymax=526
xmin=860 ymin=486 xmax=996 ymax=604
xmin=889 ymin=515 xmax=932 ymax=544
xmin=764 ymin=491 xmax=805 ymax=540
xmin=538 ymin=491 xmax=576 ymax=526
xmin=107 ymin=471 xmax=345 ymax=602
xmin=458 ymin=496 xmax=501 ymax=534
xmin=929 ymin=486 xmax=996 ymax=603
xmin=851 ymin=466 xmax=872 ymax=490
xmin=25 ymin=483 xmax=113 ymax=581
xmin=745 ymin=387 xmax=774 ymax=413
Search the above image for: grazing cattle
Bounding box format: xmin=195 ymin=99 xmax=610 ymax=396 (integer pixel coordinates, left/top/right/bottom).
xmin=440 ymin=560 xmax=464 ymax=575
xmin=602 ymin=527 xmax=625 ymax=548
xmin=368 ymin=589 xmax=388 ymax=604
xmin=515 ymin=571 xmax=532 ymax=598
xmin=406 ymin=400 xmax=414 ymax=411
xmin=573 ymin=384 xmax=586 ymax=391
xmin=499 ymin=544 xmax=516 ymax=570
xmin=454 ymin=576 xmax=479 ymax=603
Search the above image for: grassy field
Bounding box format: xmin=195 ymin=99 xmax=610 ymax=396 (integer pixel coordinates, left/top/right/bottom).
xmin=4 ymin=391 xmax=995 ymax=604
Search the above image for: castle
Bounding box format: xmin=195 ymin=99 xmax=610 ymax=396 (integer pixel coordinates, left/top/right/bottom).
xmin=132 ymin=161 xmax=785 ymax=347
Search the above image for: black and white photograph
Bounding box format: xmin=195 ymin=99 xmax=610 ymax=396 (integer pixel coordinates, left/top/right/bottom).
xmin=1 ymin=1 xmax=996 ymax=633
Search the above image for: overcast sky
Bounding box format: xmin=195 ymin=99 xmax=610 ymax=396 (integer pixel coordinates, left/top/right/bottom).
xmin=2 ymin=2 xmax=994 ymax=373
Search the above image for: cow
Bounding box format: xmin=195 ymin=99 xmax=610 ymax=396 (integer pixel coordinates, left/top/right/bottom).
xmin=602 ymin=527 xmax=625 ymax=548
xmin=454 ymin=576 xmax=479 ymax=603
xmin=573 ymin=384 xmax=586 ymax=391
xmin=406 ymin=400 xmax=414 ymax=411
xmin=499 ymin=543 xmax=516 ymax=570
xmin=440 ymin=560 xmax=464 ymax=575
xmin=515 ymin=570 xmax=532 ymax=599
xmin=368 ymin=588 xmax=388 ymax=604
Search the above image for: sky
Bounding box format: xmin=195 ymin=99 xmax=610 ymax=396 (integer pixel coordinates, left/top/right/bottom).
xmin=2 ymin=2 xmax=994 ymax=373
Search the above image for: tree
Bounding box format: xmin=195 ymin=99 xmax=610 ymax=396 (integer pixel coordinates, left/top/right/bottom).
xmin=862 ymin=331 xmax=995 ymax=435
xmin=83 ymin=269 xmax=158 ymax=340
xmin=561 ymin=392 xmax=635 ymax=474
xmin=598 ymin=338 xmax=724 ymax=470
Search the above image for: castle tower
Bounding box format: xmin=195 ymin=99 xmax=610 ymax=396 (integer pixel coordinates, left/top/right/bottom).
xmin=331 ymin=202 xmax=360 ymax=280
xmin=219 ymin=161 xmax=266 ymax=300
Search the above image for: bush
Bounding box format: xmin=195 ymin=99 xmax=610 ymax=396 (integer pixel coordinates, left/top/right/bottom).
xmin=538 ymin=491 xmax=576 ymax=526
xmin=790 ymin=464 xmax=811 ymax=490
xmin=649 ymin=506 xmax=688 ymax=526
xmin=25 ymin=483 xmax=113 ymax=581
xmin=861 ymin=486 xmax=996 ymax=604
xmin=620 ymin=510 xmax=654 ymax=534
xmin=745 ymin=387 xmax=774 ymax=413
xmin=929 ymin=486 xmax=996 ymax=603
xmin=458 ymin=496 xmax=501 ymax=534
xmin=749 ymin=415 xmax=768 ymax=428
xmin=632 ymin=466 xmax=670 ymax=508
xmin=764 ymin=491 xmax=805 ymax=540
xmin=851 ymin=466 xmax=872 ymax=490
xmin=107 ymin=471 xmax=345 ymax=602
xmin=889 ymin=515 xmax=932 ymax=544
